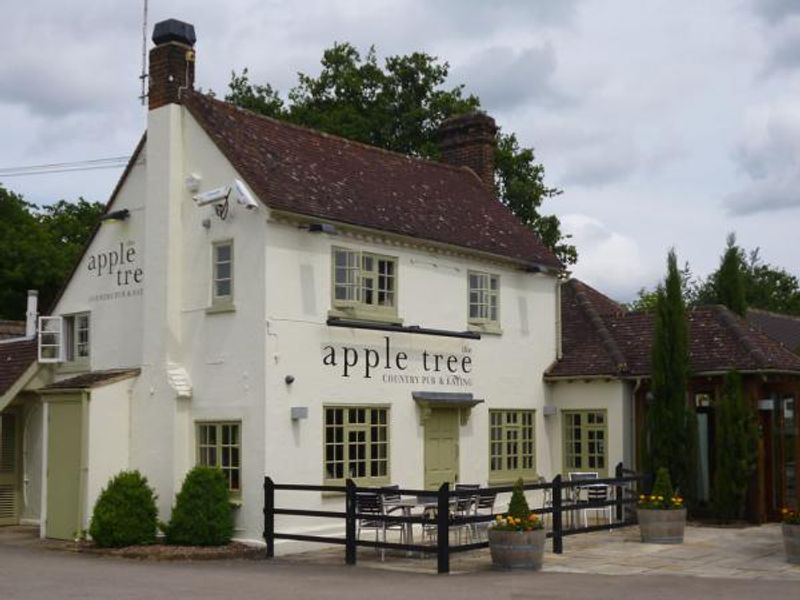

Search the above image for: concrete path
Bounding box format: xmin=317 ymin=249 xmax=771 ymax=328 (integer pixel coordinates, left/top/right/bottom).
xmin=1 ymin=525 xmax=798 ymax=600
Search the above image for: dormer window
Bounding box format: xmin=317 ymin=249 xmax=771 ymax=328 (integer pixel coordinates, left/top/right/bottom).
xmin=63 ymin=313 xmax=90 ymax=365
xmin=37 ymin=313 xmax=90 ymax=366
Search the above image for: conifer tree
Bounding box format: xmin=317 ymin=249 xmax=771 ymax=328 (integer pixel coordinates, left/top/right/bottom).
xmin=711 ymin=371 xmax=757 ymax=522
xmin=713 ymin=233 xmax=747 ymax=316
xmin=646 ymin=250 xmax=696 ymax=503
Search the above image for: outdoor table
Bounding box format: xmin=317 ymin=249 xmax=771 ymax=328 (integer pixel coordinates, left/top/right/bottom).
xmin=382 ymin=496 xmax=438 ymax=551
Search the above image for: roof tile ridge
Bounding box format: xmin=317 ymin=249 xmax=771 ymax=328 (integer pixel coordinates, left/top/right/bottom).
xmin=184 ymin=91 xmax=493 ymax=185
xmin=715 ymin=305 xmax=768 ymax=367
xmin=574 ymin=289 xmax=629 ymax=373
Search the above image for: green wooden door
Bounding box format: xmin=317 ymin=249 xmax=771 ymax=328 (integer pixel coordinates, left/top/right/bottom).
xmin=47 ymin=398 xmax=83 ymax=540
xmin=0 ymin=411 xmax=21 ymax=526
xmin=424 ymin=409 xmax=460 ymax=490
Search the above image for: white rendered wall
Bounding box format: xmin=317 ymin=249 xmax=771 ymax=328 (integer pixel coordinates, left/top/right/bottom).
xmin=84 ymin=380 xmax=133 ymax=531
xmin=547 ymin=380 xmax=629 ymax=475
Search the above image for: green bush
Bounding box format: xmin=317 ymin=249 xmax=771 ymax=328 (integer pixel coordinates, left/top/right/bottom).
xmin=651 ymin=467 xmax=674 ymax=499
xmin=89 ymin=471 xmax=158 ymax=548
xmin=507 ymin=478 xmax=531 ymax=520
xmin=164 ymin=466 xmax=233 ymax=546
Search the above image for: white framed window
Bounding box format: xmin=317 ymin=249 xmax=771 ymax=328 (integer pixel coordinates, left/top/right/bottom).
xmin=468 ymin=271 xmax=499 ymax=325
xmin=212 ymin=241 xmax=234 ymax=305
xmin=197 ymin=421 xmax=241 ymax=496
xmin=37 ymin=316 xmax=63 ymax=363
xmin=332 ymin=247 xmax=397 ymax=320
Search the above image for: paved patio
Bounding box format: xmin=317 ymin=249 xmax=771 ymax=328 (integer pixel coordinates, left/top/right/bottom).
xmin=281 ymin=523 xmax=800 ymax=580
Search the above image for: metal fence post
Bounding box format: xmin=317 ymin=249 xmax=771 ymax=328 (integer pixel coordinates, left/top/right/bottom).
xmin=264 ymin=476 xmax=274 ymax=559
xmin=437 ymin=482 xmax=450 ymax=574
xmin=615 ymin=462 xmax=624 ymax=523
xmin=345 ymin=479 xmax=357 ymax=565
xmin=552 ymin=474 xmax=563 ymax=554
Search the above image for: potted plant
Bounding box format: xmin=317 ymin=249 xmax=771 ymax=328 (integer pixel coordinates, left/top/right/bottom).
xmin=488 ymin=478 xmax=545 ymax=570
xmin=637 ymin=467 xmax=686 ymax=544
xmin=781 ymin=507 xmax=800 ymax=564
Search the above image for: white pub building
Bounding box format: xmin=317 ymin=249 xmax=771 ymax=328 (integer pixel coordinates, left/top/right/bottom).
xmin=0 ymin=20 xmax=629 ymax=545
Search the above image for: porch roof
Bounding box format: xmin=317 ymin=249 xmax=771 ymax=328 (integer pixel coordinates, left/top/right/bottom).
xmin=42 ymin=368 xmax=140 ymax=391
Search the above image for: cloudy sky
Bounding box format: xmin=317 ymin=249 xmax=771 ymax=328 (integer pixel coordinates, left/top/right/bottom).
xmin=2 ymin=0 xmax=799 ymax=302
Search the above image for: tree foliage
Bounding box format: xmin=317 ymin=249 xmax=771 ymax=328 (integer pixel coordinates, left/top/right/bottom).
xmin=711 ymin=371 xmax=758 ymax=522
xmin=225 ymin=43 xmax=575 ymax=265
xmin=646 ymin=249 xmax=696 ymax=504
xmin=507 ymin=477 xmax=531 ymax=520
xmin=708 ymin=234 xmax=747 ymax=316
xmin=0 ymin=185 xmax=104 ymax=319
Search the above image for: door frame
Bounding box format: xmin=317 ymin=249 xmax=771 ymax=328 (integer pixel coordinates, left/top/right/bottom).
xmin=423 ymin=408 xmax=460 ymax=490
xmin=43 ymin=392 xmax=89 ymax=540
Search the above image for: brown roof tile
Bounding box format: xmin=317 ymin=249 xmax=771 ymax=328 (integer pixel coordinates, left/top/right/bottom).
xmin=182 ymin=92 xmax=562 ymax=270
xmin=546 ymin=280 xmax=800 ymax=379
xmin=44 ymin=368 xmax=140 ymax=390
xmin=747 ymin=309 xmax=800 ymax=355
xmin=0 ymin=339 xmax=37 ymax=396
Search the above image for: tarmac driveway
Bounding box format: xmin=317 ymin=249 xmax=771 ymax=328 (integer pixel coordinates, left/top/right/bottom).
xmin=1 ymin=525 xmax=798 ymax=600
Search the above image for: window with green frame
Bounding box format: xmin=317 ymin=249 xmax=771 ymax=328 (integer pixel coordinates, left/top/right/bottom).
xmin=332 ymin=247 xmax=398 ymax=321
xmin=563 ymin=410 xmax=607 ymax=475
xmin=197 ymin=422 xmax=241 ymax=495
xmin=489 ymin=410 xmax=536 ymax=482
xmin=468 ymin=271 xmax=499 ymax=326
xmin=324 ymin=406 xmax=389 ymax=485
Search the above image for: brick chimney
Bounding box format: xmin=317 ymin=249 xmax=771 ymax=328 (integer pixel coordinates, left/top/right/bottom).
xmin=148 ymin=19 xmax=196 ymax=110
xmin=436 ymin=112 xmax=498 ymax=189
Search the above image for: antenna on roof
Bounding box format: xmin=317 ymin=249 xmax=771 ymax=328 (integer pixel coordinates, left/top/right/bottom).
xmin=138 ymin=0 xmax=148 ymax=105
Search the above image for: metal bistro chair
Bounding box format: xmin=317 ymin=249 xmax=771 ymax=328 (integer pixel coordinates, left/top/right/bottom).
xmin=583 ymin=484 xmax=614 ymax=526
xmin=537 ymin=476 xmax=553 ymax=529
xmin=355 ymin=491 xmax=404 ymax=561
xmin=379 ymin=484 xmax=407 ymax=543
xmin=568 ymin=472 xmax=599 ymax=528
xmin=473 ymin=490 xmax=497 ymax=539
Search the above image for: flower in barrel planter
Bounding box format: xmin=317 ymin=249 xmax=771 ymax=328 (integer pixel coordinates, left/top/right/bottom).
xmin=488 ymin=479 xmax=545 ymax=570
xmin=636 ymin=468 xmax=687 ymax=544
xmin=781 ymin=507 xmax=800 ymax=564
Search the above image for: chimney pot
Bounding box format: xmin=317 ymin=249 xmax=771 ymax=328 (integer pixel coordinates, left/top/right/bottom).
xmin=148 ymin=19 xmax=196 ymax=110
xmin=25 ymin=289 xmax=38 ymax=338
xmin=436 ymin=112 xmax=498 ymax=190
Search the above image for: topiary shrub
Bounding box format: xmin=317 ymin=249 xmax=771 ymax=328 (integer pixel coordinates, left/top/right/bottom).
xmin=89 ymin=470 xmax=158 ymax=548
xmin=164 ymin=466 xmax=233 ymax=546
xmin=507 ymin=478 xmax=531 ymax=520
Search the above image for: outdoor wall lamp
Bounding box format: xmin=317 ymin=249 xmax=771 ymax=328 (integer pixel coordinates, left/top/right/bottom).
xmin=99 ymin=209 xmax=130 ymax=222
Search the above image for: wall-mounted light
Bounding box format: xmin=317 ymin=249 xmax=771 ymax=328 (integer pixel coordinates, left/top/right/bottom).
xmin=99 ymin=209 xmax=130 ymax=223
xmin=284 ymin=375 xmax=295 ymax=385
xmin=306 ymin=223 xmax=338 ymax=234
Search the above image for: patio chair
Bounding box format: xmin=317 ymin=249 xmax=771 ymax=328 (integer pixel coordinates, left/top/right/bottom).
xmin=583 ymin=484 xmax=613 ymax=526
xmin=355 ymin=491 xmax=404 ymax=560
xmin=537 ymin=476 xmax=553 ymax=529
xmin=473 ymin=490 xmax=497 ymax=539
xmin=568 ymin=472 xmax=599 ymax=528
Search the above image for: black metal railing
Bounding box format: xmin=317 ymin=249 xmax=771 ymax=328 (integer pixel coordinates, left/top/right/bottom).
xmin=264 ymin=462 xmax=644 ymax=574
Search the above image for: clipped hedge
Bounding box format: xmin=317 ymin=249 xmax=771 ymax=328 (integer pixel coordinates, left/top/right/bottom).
xmin=89 ymin=470 xmax=158 ymax=548
xmin=164 ymin=466 xmax=233 ymax=546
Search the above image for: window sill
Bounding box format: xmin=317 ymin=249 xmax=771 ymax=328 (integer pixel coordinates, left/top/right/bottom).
xmin=229 ymin=497 xmax=242 ymax=508
xmin=206 ymin=302 xmax=236 ymax=315
xmin=468 ymin=323 xmax=503 ymax=336
xmin=488 ymin=473 xmax=540 ymax=486
xmin=328 ymin=308 xmax=402 ymax=325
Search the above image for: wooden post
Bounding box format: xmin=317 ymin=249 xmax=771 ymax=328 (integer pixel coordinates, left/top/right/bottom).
xmin=345 ymin=479 xmax=357 ymax=565
xmin=263 ymin=477 xmax=274 ymax=559
xmin=615 ymin=462 xmax=624 ymax=523
xmin=437 ymin=482 xmax=450 ymax=574
xmin=552 ymin=474 xmax=563 ymax=554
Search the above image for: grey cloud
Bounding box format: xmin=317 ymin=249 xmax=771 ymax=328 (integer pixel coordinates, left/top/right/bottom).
xmin=561 ymin=138 xmax=637 ymax=187
xmin=452 ymin=44 xmax=571 ymax=111
xmin=749 ymin=0 xmax=800 ymax=24
xmin=724 ymin=177 xmax=800 ymax=214
xmin=762 ymin=23 xmax=800 ymax=73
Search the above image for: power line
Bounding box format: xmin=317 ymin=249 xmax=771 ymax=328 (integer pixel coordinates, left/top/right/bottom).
xmin=0 ymin=156 xmax=131 ymax=177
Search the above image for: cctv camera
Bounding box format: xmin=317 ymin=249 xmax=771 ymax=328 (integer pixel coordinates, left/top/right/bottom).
xmin=193 ymin=186 xmax=230 ymax=207
xmin=231 ymin=179 xmax=259 ymax=210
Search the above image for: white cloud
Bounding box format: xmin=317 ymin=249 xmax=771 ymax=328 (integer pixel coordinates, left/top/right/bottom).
xmin=560 ymin=214 xmax=647 ymax=302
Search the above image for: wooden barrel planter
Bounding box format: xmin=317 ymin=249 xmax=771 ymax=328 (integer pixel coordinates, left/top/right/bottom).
xmin=488 ymin=528 xmax=546 ymax=570
xmin=637 ymin=508 xmax=686 ymax=544
xmin=783 ymin=523 xmax=800 ymax=564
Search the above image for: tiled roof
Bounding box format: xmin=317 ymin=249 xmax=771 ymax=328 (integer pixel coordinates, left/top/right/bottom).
xmin=0 ymin=339 xmax=37 ymax=396
xmin=0 ymin=321 xmax=25 ymax=341
xmin=546 ymin=280 xmax=800 ymax=379
xmin=747 ymin=309 xmax=800 ymax=355
xmin=44 ymin=368 xmax=140 ymax=390
xmin=183 ymin=92 xmax=562 ymax=270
